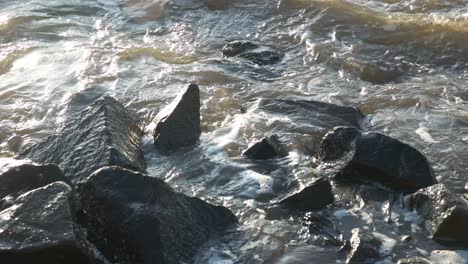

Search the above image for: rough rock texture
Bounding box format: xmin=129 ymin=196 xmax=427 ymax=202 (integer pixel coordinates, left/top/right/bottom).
xmin=346 ymin=228 xmax=382 ymax=264
xmin=0 ymin=182 xmax=93 ymax=264
xmin=243 ymin=135 xmax=287 ymax=159
xmin=153 ymin=84 xmax=201 ymax=152
xmin=302 ymin=211 xmax=343 ymax=247
xmin=77 ymin=166 xmax=237 ymax=264
xmin=243 ymin=98 xmax=364 ymax=154
xmin=19 ymin=96 xmax=146 ymax=183
xmin=317 ymin=126 xmax=437 ymax=192
xmin=410 ymin=184 xmax=468 ymax=245
xmin=280 ymin=178 xmax=334 ymax=211
xmin=0 ymin=163 xmax=68 ymax=200
xmin=397 ymin=257 xmax=430 ymax=264
xmin=222 ymin=41 xmax=283 ymax=65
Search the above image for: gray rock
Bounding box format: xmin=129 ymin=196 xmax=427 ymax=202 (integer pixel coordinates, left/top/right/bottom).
xmin=410 ymin=184 xmax=468 ymax=245
xmin=317 ymin=126 xmax=437 ymax=192
xmin=397 ymin=257 xmax=430 ymax=264
xmin=153 ymin=84 xmax=201 ymax=152
xmin=19 ymin=96 xmax=146 ymax=183
xmin=280 ymin=178 xmax=334 ymax=211
xmin=430 ymin=250 xmax=468 ymax=264
xmin=77 ymin=166 xmax=237 ymax=264
xmin=222 ymin=41 xmax=283 ymax=65
xmin=347 ymin=228 xmax=382 ymax=264
xmin=243 ymin=98 xmax=363 ymax=154
xmin=0 ymin=163 xmax=68 ymax=200
xmin=243 ymin=135 xmax=287 ymax=160
xmin=0 ymin=182 xmax=94 ymax=264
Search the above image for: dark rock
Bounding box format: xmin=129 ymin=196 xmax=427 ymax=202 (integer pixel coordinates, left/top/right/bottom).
xmin=410 ymin=183 xmax=468 ymax=245
xmin=243 ymin=135 xmax=287 ymax=160
xmin=0 ymin=163 xmax=68 ymax=200
xmin=280 ymin=178 xmax=334 ymax=211
xmin=222 ymin=41 xmax=283 ymax=65
xmin=77 ymin=166 xmax=237 ymax=264
xmin=397 ymin=257 xmax=429 ymax=264
xmin=346 ymin=228 xmax=382 ymax=264
xmin=0 ymin=182 xmax=94 ymax=264
xmin=243 ymin=98 xmax=363 ymax=154
xmin=19 ymin=96 xmax=146 ymax=183
xmin=343 ymin=57 xmax=403 ymax=84
xmin=317 ymin=126 xmax=437 ymax=192
xmin=153 ymin=84 xmax=201 ymax=152
xmin=302 ymin=211 xmax=344 ymax=247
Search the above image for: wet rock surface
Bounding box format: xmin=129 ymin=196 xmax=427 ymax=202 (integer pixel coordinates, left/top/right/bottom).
xmin=0 ymin=163 xmax=68 ymax=200
xmin=243 ymin=134 xmax=287 ymax=160
xmin=222 ymin=41 xmax=283 ymax=65
xmin=397 ymin=256 xmax=430 ymax=264
xmin=280 ymin=177 xmax=334 ymax=211
xmin=346 ymin=228 xmax=382 ymax=264
xmin=77 ymin=166 xmax=237 ymax=264
xmin=0 ymin=182 xmax=93 ymax=264
xmin=410 ymin=183 xmax=468 ymax=245
xmin=243 ymin=98 xmax=364 ymax=154
xmin=153 ymin=84 xmax=201 ymax=152
xmin=342 ymin=57 xmax=404 ymax=84
xmin=19 ymin=96 xmax=146 ymax=183
xmin=317 ymin=126 xmax=437 ymax=192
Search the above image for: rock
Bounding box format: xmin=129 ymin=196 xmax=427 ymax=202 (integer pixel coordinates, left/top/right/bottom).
xmin=343 ymin=57 xmax=403 ymax=84
xmin=222 ymin=41 xmax=283 ymax=65
xmin=243 ymin=135 xmax=287 ymax=159
xmin=410 ymin=184 xmax=468 ymax=245
xmin=77 ymin=166 xmax=237 ymax=264
xmin=243 ymin=98 xmax=363 ymax=154
xmin=346 ymin=228 xmax=382 ymax=264
xmin=430 ymin=250 xmax=468 ymax=264
xmin=19 ymin=96 xmax=146 ymax=183
xmin=302 ymin=211 xmax=343 ymax=247
xmin=397 ymin=257 xmax=429 ymax=264
xmin=0 ymin=182 xmax=94 ymax=264
xmin=317 ymin=126 xmax=437 ymax=192
xmin=0 ymin=163 xmax=68 ymax=200
xmin=280 ymin=178 xmax=334 ymax=211
xmin=153 ymin=84 xmax=201 ymax=152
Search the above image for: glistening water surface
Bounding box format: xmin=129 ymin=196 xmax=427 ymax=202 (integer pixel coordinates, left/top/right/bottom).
xmin=1 ymin=0 xmax=468 ymax=263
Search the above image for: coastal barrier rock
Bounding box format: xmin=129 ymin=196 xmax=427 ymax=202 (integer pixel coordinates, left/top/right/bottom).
xmin=410 ymin=184 xmax=468 ymax=245
xmin=280 ymin=177 xmax=334 ymax=211
xmin=317 ymin=126 xmax=437 ymax=192
xmin=0 ymin=182 xmax=94 ymax=264
xmin=346 ymin=228 xmax=382 ymax=264
xmin=153 ymin=84 xmax=201 ymax=152
xmin=243 ymin=98 xmax=363 ymax=154
xmin=20 ymin=96 xmax=146 ymax=183
xmin=77 ymin=166 xmax=238 ymax=264
xmin=243 ymin=134 xmax=288 ymax=160
xmin=0 ymin=163 xmax=68 ymax=201
xmin=222 ymin=41 xmax=283 ymax=65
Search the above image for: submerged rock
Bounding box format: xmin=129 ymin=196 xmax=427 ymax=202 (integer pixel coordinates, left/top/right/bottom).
xmin=410 ymin=184 xmax=468 ymax=245
xmin=302 ymin=211 xmax=344 ymax=247
xmin=317 ymin=126 xmax=437 ymax=192
xmin=19 ymin=96 xmax=146 ymax=183
xmin=153 ymin=84 xmax=201 ymax=152
xmin=280 ymin=178 xmax=334 ymax=211
xmin=0 ymin=163 xmax=67 ymax=199
xmin=222 ymin=41 xmax=283 ymax=65
xmin=343 ymin=57 xmax=403 ymax=84
xmin=243 ymin=135 xmax=287 ymax=159
xmin=346 ymin=228 xmax=382 ymax=264
xmin=77 ymin=166 xmax=237 ymax=264
xmin=243 ymin=98 xmax=363 ymax=154
xmin=0 ymin=182 xmax=93 ymax=264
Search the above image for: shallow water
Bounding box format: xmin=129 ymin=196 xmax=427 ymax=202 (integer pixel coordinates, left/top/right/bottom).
xmin=1 ymin=0 xmax=468 ymax=263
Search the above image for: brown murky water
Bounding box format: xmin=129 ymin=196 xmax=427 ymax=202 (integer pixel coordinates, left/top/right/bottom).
xmin=1 ymin=0 xmax=468 ymax=263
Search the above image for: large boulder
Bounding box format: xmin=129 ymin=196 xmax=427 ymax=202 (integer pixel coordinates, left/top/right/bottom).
xmin=346 ymin=228 xmax=383 ymax=264
xmin=153 ymin=84 xmax=201 ymax=152
xmin=410 ymin=184 xmax=468 ymax=245
xmin=317 ymin=126 xmax=437 ymax=192
xmin=0 ymin=163 xmax=68 ymax=200
xmin=222 ymin=41 xmax=283 ymax=65
xmin=0 ymin=182 xmax=94 ymax=264
xmin=242 ymin=98 xmax=363 ymax=154
xmin=77 ymin=166 xmax=237 ymax=264
xmin=280 ymin=177 xmax=334 ymax=211
xmin=243 ymin=135 xmax=288 ymax=160
xmin=19 ymin=96 xmax=146 ymax=183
